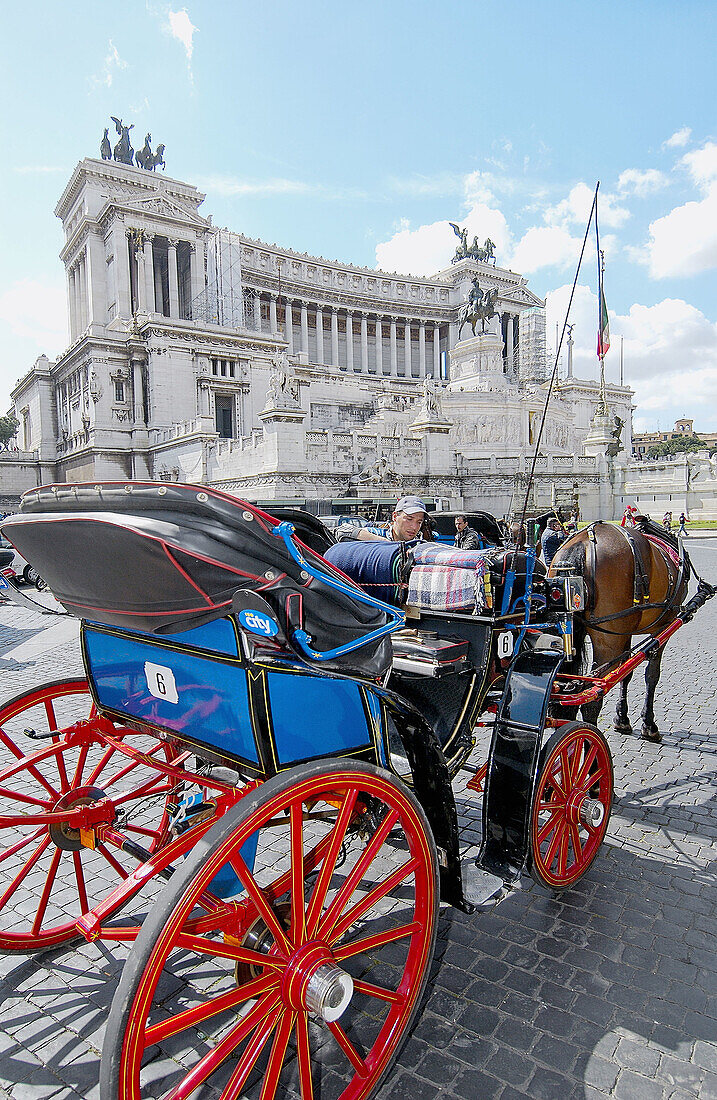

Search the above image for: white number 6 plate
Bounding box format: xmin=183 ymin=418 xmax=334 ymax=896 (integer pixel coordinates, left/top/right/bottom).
xmin=497 ymin=631 xmax=514 ymax=659
xmin=144 ymin=661 xmax=179 ymax=704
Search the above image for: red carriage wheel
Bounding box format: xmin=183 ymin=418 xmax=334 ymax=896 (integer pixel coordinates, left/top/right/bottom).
xmin=0 ymin=678 xmax=180 ymax=952
xmin=530 ymin=722 xmax=613 ymax=891
xmin=101 ymin=759 xmax=439 ymax=1100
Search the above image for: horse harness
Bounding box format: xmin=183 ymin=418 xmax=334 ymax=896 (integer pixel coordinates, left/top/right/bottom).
xmin=583 ymin=521 xmax=687 ymax=635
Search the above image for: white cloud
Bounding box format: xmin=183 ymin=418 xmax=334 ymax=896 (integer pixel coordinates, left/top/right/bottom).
xmin=681 ymin=142 xmax=717 ymax=189
xmin=663 ymin=127 xmax=692 ymax=149
xmin=632 ymin=142 xmax=717 ymax=278
xmin=642 ymin=189 xmax=717 ymax=278
xmin=198 ymin=175 xmax=317 ymax=198
xmin=91 ymin=40 xmax=127 ymax=90
xmin=374 ymin=174 xmax=512 ymax=276
xmin=617 ymin=169 xmax=669 ymax=197
xmin=544 ymin=182 xmax=629 ymax=230
xmin=387 ymin=173 xmax=464 ymax=198
xmin=511 ymin=226 xmax=584 ymax=275
xmin=167 ymin=8 xmax=198 ymax=79
xmin=547 ymin=284 xmax=717 ymax=427
xmin=375 ymin=219 xmax=457 ymax=276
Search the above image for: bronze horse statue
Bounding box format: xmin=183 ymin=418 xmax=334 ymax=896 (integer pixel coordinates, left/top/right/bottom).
xmin=550 ymin=516 xmax=688 ymax=741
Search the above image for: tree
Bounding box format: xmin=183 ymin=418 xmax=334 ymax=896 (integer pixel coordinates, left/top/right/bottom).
xmin=0 ymin=415 xmax=19 ymax=450
xmin=646 ymin=434 xmax=708 ymax=459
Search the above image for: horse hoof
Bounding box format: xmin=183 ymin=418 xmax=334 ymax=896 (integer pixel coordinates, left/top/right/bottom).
xmin=641 ymin=728 xmax=662 ymax=743
xmin=614 ymin=723 xmax=632 ymax=735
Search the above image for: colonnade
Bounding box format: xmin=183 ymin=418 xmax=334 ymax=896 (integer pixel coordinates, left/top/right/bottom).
xmin=252 ymin=291 xmax=445 ymax=378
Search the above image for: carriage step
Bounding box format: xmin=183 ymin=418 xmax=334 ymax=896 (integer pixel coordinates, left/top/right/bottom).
xmin=461 ymin=860 xmax=505 ymax=908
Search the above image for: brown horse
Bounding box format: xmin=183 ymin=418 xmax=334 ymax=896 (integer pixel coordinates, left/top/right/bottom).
xmin=550 ymin=519 xmax=688 ymax=741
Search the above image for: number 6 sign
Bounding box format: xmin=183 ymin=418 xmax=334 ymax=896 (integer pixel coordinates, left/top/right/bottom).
xmin=144 ymin=661 xmax=179 ymax=704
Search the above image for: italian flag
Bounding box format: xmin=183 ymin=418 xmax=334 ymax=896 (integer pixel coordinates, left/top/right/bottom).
xmin=597 ymin=286 xmax=610 ymax=359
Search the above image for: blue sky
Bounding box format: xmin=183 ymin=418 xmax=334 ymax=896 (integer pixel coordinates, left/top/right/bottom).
xmin=2 ymin=0 xmax=717 ymax=431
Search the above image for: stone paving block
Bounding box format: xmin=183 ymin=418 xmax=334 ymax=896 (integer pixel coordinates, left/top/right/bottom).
xmin=614 ymin=1068 xmax=671 ymax=1099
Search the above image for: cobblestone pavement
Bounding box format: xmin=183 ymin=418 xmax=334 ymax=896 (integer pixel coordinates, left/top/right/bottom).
xmin=0 ymin=541 xmax=715 ymax=1099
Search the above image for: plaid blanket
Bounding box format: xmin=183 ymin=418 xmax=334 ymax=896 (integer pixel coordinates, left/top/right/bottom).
xmin=407 ymin=561 xmax=492 ymax=613
xmin=412 ymin=544 xmax=491 ymax=570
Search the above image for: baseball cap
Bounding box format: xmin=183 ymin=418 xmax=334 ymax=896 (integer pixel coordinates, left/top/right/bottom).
xmin=395 ymin=495 xmax=427 ymax=515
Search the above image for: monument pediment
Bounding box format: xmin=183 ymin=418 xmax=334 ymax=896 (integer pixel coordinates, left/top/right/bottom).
xmin=111 ymin=193 xmax=209 ymax=228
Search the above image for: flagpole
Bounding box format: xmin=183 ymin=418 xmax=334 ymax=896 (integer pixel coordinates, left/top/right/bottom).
xmin=595 ymin=186 xmax=610 ymax=417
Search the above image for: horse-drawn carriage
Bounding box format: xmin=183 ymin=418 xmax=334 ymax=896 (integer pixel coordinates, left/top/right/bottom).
xmin=0 ymin=482 xmax=712 ymax=1100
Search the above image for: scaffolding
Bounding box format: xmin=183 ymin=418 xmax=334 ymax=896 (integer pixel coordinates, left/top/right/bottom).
xmin=190 ymin=229 xmax=260 ymax=330
xmin=518 ymin=307 xmax=551 ymax=386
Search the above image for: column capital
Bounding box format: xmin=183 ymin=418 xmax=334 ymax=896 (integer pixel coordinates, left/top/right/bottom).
xmin=167 ymin=238 xmax=179 ymax=249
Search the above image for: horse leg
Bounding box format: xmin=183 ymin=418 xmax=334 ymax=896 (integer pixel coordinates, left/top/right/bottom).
xmin=614 ymin=671 xmax=633 ymax=734
xmin=640 ymin=649 xmax=664 ymax=743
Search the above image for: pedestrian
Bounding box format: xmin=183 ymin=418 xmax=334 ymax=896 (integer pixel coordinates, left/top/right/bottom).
xmin=678 ymin=512 xmax=689 ymax=537
xmin=541 ymin=518 xmax=566 ymax=567
xmin=454 ymin=514 xmax=481 ymax=550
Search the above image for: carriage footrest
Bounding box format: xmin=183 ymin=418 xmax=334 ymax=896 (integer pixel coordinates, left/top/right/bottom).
xmin=461 ymin=860 xmax=505 ymax=908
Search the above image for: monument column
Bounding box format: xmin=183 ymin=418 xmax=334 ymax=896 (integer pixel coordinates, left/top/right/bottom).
xmin=315 ymin=306 xmax=324 ymax=364
xmin=390 ymin=318 xmax=398 ymax=376
xmin=285 ymin=300 xmax=294 ymax=352
xmin=331 ymin=307 xmax=339 ymax=366
xmin=144 ymin=235 xmax=156 ymax=313
xmin=433 ymin=324 xmax=441 ymax=378
xmin=360 ymin=313 xmax=369 ymax=373
xmin=300 ymin=301 xmax=309 ymax=354
xmin=253 ymin=292 xmax=262 ymax=331
xmin=375 ymin=317 xmax=383 ymax=375
xmin=418 ymin=321 xmax=426 ymax=377
xmin=506 ymin=314 xmax=514 ymax=370
xmin=345 ymin=310 xmax=354 ymax=371
xmin=167 ymin=239 xmax=180 ymax=318
xmin=68 ymin=264 xmax=78 ymax=340
xmin=78 ymin=253 xmax=88 ymax=331
xmin=190 ymin=239 xmax=205 ymax=306
xmin=269 ymin=293 xmax=277 ymax=333
xmin=403 ymin=322 xmax=412 ymax=378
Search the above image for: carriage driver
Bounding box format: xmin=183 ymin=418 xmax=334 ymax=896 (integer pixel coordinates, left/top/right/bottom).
xmin=336 ymin=496 xmax=427 ymax=543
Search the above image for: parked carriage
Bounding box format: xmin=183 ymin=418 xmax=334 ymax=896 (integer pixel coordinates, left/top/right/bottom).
xmin=0 ymin=482 xmax=711 ymax=1100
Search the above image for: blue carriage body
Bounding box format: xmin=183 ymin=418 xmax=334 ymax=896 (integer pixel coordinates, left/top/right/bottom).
xmin=82 ymin=617 xmax=386 ymax=773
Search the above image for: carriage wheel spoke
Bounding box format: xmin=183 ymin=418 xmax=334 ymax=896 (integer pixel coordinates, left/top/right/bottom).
xmin=72 ymin=850 xmax=89 ymax=913
xmin=327 ymin=855 xmax=418 ymax=946
xmin=85 ymin=743 xmax=118 ymax=787
xmin=556 ymin=822 xmax=571 ymax=876
xmin=334 ymin=919 xmax=422 ymax=961
xmin=70 ymin=742 xmax=90 ymax=789
xmin=0 ymin=785 xmax=52 ymax=811
xmin=294 ymin=1010 xmax=315 ymax=1100
xmin=305 ymin=787 xmax=359 ymax=937
xmin=537 ymin=808 xmax=562 ymax=846
xmin=327 ymin=1019 xmax=368 ymax=1076
xmin=574 ymin=742 xmax=598 ymax=787
xmin=174 ymin=932 xmax=284 ymax=971
xmin=318 ymin=808 xmax=400 ymax=941
xmin=258 ymin=1008 xmax=295 ymax=1100
xmin=164 ymin=991 xmax=282 ymax=1100
xmin=569 ymin=822 xmax=584 ymax=865
xmin=31 ymin=846 xmax=63 ymax=936
xmin=289 ymin=799 xmax=306 ymax=946
xmin=145 ymin=973 xmax=279 ymax=1046
xmin=543 ymin=817 xmax=566 ymax=872
xmin=0 ymin=834 xmax=52 ymax=912
xmin=353 ymin=978 xmax=403 ymax=1005
xmin=228 ymin=854 xmax=291 ymax=956
xmin=96 ymin=842 xmax=129 ymax=880
xmin=0 ymin=826 xmax=45 ymax=863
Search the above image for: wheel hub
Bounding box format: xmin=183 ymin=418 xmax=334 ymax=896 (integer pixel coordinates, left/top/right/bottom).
xmin=281 ymin=941 xmax=354 ymax=1022
xmin=49 ymin=785 xmax=110 ymax=850
xmin=566 ymin=790 xmax=605 ymax=829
